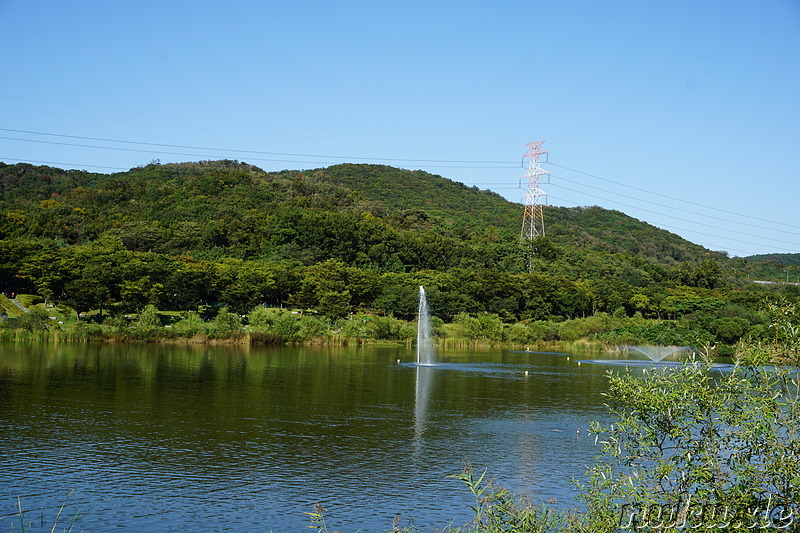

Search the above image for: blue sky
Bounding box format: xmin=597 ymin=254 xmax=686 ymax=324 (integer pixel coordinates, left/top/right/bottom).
xmin=2 ymin=0 xmax=798 ymax=257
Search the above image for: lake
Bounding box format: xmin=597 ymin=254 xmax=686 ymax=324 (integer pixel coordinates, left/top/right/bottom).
xmin=0 ymin=343 xmax=616 ymax=532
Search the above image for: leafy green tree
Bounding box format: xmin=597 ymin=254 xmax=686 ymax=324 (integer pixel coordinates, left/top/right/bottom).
xmin=530 ymin=236 xmax=559 ymax=261
xmin=216 ymin=259 xmax=276 ymax=313
xmin=63 ymin=279 xmax=110 ymax=318
xmin=673 ymin=259 xmax=726 ymax=290
xmin=120 ymin=277 xmax=164 ymax=311
xmin=297 ymin=259 xmax=349 ymax=307
xmin=711 ymin=316 xmax=751 ymax=344
xmin=166 ymin=260 xmax=218 ymax=310
xmin=318 ymin=290 xmax=351 ymax=320
xmin=373 ymin=275 xmax=419 ymax=319
xmin=18 ymin=249 xmax=71 ymax=304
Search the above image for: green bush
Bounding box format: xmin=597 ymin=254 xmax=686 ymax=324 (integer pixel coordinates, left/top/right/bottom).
xmin=600 ymin=320 xmax=713 ymax=346
xmin=339 ymin=314 xmax=370 ymax=339
xmin=299 ymin=315 xmax=329 ymax=339
xmin=272 ymin=311 xmax=302 ymax=341
xmin=580 ymin=350 xmax=800 ymax=531
xmin=173 ymin=312 xmax=207 ymax=335
xmin=369 ymin=314 xmax=412 ymax=340
xmin=452 ymin=313 xmax=504 ymax=342
xmin=212 ymin=307 xmax=242 ymax=335
xmin=247 ymin=306 xmax=275 ymax=330
xmin=137 ymin=304 xmax=161 ymax=330
xmin=7 ymin=305 xmax=56 ymax=332
xmin=556 ymin=312 xmax=624 ymax=341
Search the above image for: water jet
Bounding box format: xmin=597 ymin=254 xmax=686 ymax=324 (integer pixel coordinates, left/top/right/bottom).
xmin=416 ymin=286 xmax=434 ymax=365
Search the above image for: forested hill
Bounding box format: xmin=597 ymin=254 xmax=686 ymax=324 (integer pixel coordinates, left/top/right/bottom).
xmin=0 ymin=160 xmax=718 ymax=267
xmin=0 ymin=159 xmax=717 ymax=269
xmin=729 ymin=253 xmax=800 ymax=283
xmin=312 ymin=164 xmax=720 ymax=265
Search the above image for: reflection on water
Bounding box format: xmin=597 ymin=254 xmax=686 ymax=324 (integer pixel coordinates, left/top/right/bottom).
xmin=0 ymin=344 xmax=613 ymax=532
xmin=413 ymin=364 xmax=434 ymax=454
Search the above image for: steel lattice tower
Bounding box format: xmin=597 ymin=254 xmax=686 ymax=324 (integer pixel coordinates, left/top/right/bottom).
xmin=519 ymin=141 xmax=548 ymax=269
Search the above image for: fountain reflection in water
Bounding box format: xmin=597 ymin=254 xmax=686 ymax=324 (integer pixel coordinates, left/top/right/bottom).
xmin=416 ymin=286 xmax=434 ymax=366
xmin=414 ymin=364 xmax=434 ymax=451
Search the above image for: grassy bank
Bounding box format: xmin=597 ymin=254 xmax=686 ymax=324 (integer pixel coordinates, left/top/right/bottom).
xmin=0 ymin=300 xmax=725 ymax=352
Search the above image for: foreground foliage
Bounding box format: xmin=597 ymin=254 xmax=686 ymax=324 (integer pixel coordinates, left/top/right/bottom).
xmin=581 ymin=352 xmax=800 ymax=531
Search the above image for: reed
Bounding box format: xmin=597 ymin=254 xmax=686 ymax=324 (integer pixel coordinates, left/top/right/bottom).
xmin=4 ymin=491 xmax=82 ymax=533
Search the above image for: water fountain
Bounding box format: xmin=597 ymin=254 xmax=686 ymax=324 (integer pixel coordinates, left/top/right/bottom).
xmin=626 ymin=345 xmax=685 ymax=362
xmin=416 ymin=286 xmax=434 ymax=365
xmin=581 ymin=345 xmax=732 ymax=370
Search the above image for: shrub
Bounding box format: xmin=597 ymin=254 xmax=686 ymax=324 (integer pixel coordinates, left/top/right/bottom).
xmin=212 ymin=307 xmax=242 ymax=335
xmin=580 ymin=350 xmax=800 ymax=531
xmin=18 ymin=305 xmax=54 ymax=331
xmin=137 ymin=304 xmax=161 ymax=330
xmin=272 ymin=311 xmax=302 ymax=341
xmin=247 ymin=306 xmax=275 ymax=330
xmin=173 ymin=312 xmax=207 ymax=335
xmin=299 ymin=315 xmax=329 ymax=339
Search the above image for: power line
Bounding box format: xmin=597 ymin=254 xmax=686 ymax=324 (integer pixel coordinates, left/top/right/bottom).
xmin=550 ymin=173 xmax=800 ymax=238
xmin=4 ymin=126 xmax=797 ymax=253
xmin=0 ymin=128 xmax=520 ymax=166
xmin=2 ymin=126 xmax=795 ymax=233
xmin=546 ymin=194 xmax=760 ymax=256
xmin=0 ymin=157 xmax=128 ymax=171
xmin=548 ymin=161 xmax=800 ymax=230
xmin=547 ymin=184 xmax=800 ymax=253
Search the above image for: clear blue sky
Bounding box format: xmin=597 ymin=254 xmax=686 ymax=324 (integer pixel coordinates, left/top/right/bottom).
xmin=2 ymin=0 xmax=798 ymax=257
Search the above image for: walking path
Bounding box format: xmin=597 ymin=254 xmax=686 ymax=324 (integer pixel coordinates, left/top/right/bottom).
xmin=8 ymin=298 xmax=28 ymax=313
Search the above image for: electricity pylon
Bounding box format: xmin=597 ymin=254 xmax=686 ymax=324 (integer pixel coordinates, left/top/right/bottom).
xmin=519 ymin=141 xmax=548 ymax=271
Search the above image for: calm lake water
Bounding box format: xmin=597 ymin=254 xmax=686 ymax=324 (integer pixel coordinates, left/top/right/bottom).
xmin=0 ymin=343 xmax=617 ymax=532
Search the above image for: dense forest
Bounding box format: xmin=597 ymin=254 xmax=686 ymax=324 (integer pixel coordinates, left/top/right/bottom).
xmin=1 ymin=160 xmax=798 ymax=348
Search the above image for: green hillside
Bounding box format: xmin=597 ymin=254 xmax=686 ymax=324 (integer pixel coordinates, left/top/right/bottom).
xmin=1 ymin=160 xmax=716 ymax=267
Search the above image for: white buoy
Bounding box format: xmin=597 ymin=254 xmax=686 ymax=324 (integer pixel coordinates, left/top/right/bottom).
xmin=397 ymin=358 xmax=401 ymax=364
xmin=524 ymin=370 xmax=529 ymax=376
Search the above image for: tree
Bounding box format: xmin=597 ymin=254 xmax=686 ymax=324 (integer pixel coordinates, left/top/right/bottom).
xmin=216 ymin=259 xmax=276 ymax=314
xmin=63 ymin=279 xmax=110 ymax=319
xmin=317 ymin=290 xmax=350 ymax=320
xmin=530 ymin=236 xmax=559 ymax=261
